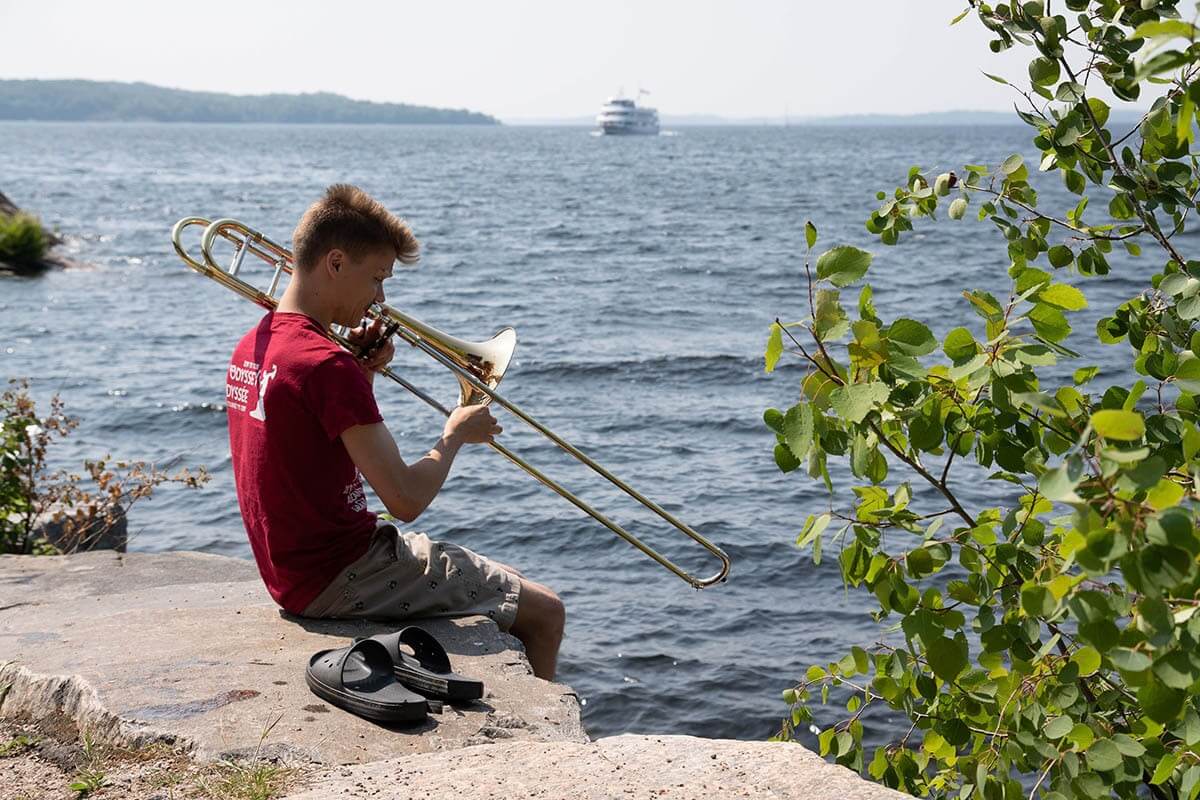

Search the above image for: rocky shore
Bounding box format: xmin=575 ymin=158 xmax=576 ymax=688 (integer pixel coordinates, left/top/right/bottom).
xmin=0 ymin=550 xmax=905 ymax=799
xmin=0 ymin=189 xmax=82 ymax=274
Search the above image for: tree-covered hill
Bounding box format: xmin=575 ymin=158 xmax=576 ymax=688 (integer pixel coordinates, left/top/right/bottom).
xmin=0 ymin=80 xmax=499 ymax=124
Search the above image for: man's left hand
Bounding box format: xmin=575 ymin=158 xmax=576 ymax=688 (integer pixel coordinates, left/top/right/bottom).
xmin=349 ymin=318 xmax=396 ymax=373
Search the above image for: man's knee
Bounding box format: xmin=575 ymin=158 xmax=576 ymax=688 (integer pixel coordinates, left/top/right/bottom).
xmin=515 ymin=579 xmax=565 ymax=639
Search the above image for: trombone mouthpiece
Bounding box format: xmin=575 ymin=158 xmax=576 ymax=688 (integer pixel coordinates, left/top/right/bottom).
xmin=358 ymin=320 xmax=402 ymax=359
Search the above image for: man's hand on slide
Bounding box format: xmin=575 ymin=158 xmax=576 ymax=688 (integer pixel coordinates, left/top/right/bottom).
xmin=445 ymin=404 xmax=502 ymax=444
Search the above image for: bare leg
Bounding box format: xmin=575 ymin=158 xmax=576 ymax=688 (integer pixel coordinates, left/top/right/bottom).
xmin=490 ymin=560 xmax=525 ymax=579
xmin=508 ymin=578 xmax=565 ymax=680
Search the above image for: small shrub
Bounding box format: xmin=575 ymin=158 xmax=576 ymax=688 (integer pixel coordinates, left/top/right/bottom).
xmin=0 ymin=213 xmax=48 ymax=267
xmin=68 ymin=767 xmax=106 ymax=798
xmin=0 ymin=734 xmax=36 ymax=757
xmin=0 ymin=379 xmax=209 ymax=554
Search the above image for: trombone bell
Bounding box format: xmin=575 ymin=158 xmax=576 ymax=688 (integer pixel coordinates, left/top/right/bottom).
xmin=374 ymin=307 xmax=516 ymax=407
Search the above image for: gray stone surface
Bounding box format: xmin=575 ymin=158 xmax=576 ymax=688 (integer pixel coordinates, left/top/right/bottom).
xmin=0 ymin=551 xmax=584 ymax=764
xmin=285 ymin=734 xmax=911 ymax=800
xmin=0 ymin=551 xmax=911 ymax=800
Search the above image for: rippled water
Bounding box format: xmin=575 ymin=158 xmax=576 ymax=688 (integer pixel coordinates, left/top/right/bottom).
xmin=0 ymin=122 xmax=1167 ymax=747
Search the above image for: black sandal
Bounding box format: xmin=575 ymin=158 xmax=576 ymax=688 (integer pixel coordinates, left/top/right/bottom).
xmin=371 ymin=626 xmax=484 ymax=702
xmin=305 ymin=638 xmax=428 ymax=723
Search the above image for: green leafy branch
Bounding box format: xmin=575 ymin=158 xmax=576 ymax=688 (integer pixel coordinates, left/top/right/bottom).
xmin=764 ymin=3 xmax=1200 ymax=799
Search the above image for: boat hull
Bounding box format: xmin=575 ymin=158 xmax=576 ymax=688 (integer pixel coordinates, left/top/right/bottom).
xmin=598 ymin=123 xmax=660 ymax=136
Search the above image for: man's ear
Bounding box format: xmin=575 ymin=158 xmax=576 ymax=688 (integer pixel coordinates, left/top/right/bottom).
xmin=327 ymin=249 xmax=343 ymax=275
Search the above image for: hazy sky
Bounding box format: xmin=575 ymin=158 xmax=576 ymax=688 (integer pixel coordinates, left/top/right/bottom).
xmin=0 ymin=1 xmax=1067 ymax=119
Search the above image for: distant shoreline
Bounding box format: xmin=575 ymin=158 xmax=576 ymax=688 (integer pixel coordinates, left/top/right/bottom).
xmin=0 ymin=79 xmax=499 ymax=125
xmin=0 ymin=79 xmax=1146 ymax=127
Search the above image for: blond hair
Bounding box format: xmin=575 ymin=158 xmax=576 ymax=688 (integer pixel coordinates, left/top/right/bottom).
xmin=292 ymin=184 xmax=419 ymax=269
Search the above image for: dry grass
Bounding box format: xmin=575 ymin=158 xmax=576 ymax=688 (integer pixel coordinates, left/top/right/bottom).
xmin=0 ymin=716 xmax=310 ymax=800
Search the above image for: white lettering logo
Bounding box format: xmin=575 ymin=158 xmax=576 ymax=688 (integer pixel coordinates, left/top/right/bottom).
xmin=343 ymin=476 xmax=368 ymax=513
xmin=248 ymin=364 xmax=278 ymax=422
xmin=225 ymin=360 xmax=260 ymax=414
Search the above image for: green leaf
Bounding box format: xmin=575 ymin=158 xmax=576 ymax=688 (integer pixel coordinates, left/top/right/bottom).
xmin=1048 ymin=245 xmax=1074 ymax=268
xmin=1179 ymin=295 xmax=1200 ymax=320
xmin=948 ymin=197 xmax=968 ymax=220
xmin=765 ymin=323 xmax=783 ymax=373
xmin=1177 ymin=95 xmax=1194 ymax=145
xmin=1039 ymin=464 xmax=1080 ymax=502
xmin=1177 ymin=359 xmax=1200 ymax=393
xmin=1153 ymin=651 xmax=1198 ymax=690
xmin=1086 ymin=738 xmax=1122 ymax=771
xmin=1152 ymin=753 xmax=1180 ymax=785
xmin=983 ymin=72 xmax=1009 ymax=85
xmin=1044 ymin=715 xmax=1074 ymax=739
xmin=1056 ymin=82 xmax=1085 ymax=103
xmin=909 ymin=412 xmax=944 ymax=452
xmin=830 ymin=382 xmax=890 ymax=424
xmin=797 ymin=513 xmax=831 ymax=548
xmin=774 ymin=443 xmax=801 ymax=472
xmin=1136 ymin=49 xmax=1192 ymax=82
xmin=1158 ymin=162 xmax=1191 ymax=186
xmin=1080 ymin=618 xmax=1123 ymax=652
xmin=1139 ymin=680 xmax=1187 ymax=723
xmin=1072 ymin=645 xmax=1101 ymax=677
xmin=783 ymin=403 xmax=815 ymax=461
xmin=1147 ymin=479 xmax=1185 ymax=510
xmin=1038 ymin=283 xmax=1087 ymax=311
xmin=1046 ymin=714 xmax=1075 ymax=743
xmin=805 ymin=220 xmax=818 ymax=249
xmin=943 ymin=327 xmax=977 ymax=363
xmin=1029 ymin=57 xmax=1060 ymax=87
xmin=815 ymin=246 xmax=873 ymax=288
xmin=888 ymin=318 xmax=937 ymax=356
xmin=1110 ymin=648 xmax=1153 ymax=672
xmin=1073 ymin=366 xmax=1099 ymax=385
xmin=1063 ymin=168 xmax=1086 ymax=194
xmin=1000 ymin=153 xmax=1024 ymax=175
xmin=1067 ymin=723 xmax=1095 ymax=750
xmin=1091 ymin=409 xmax=1145 ymax=441
xmin=1116 ymin=741 xmax=1151 ymax=768
xmin=1029 ymin=303 xmax=1071 ymax=343
xmin=926 ymin=635 xmax=967 ymax=682
xmin=858 ymin=284 xmax=877 ymax=321
xmin=907 ymin=546 xmax=934 ymax=577
xmin=1133 ymin=19 xmax=1197 ymax=40
xmin=1160 ymin=272 xmax=1192 ymax=296
xmin=1021 ymin=584 xmax=1056 ymax=617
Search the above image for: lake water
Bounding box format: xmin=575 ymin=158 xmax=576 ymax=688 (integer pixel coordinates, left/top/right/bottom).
xmin=0 ymin=121 xmax=1160 ymax=748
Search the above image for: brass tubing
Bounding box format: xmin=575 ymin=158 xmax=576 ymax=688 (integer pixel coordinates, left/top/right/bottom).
xmin=393 ymin=334 xmax=730 ymax=587
xmin=171 ymin=216 xmax=731 ymax=589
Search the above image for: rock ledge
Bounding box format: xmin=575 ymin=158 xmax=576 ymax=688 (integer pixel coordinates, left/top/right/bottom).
xmin=0 ymin=550 xmax=905 ymax=799
xmin=0 ymin=551 xmax=584 ymax=764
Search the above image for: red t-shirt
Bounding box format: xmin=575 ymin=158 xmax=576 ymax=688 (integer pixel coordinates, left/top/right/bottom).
xmin=226 ymin=311 xmax=383 ymax=613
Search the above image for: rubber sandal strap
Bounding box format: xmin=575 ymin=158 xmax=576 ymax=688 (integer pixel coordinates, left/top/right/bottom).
xmin=396 ymin=626 xmax=452 ymax=673
xmin=341 ymin=638 xmax=394 ymax=684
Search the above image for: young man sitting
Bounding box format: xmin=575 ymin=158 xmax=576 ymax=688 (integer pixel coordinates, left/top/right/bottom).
xmin=225 ymin=184 xmax=565 ymax=679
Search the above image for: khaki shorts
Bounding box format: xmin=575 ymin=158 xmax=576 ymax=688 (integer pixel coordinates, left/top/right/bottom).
xmin=301 ymin=522 xmax=521 ymax=630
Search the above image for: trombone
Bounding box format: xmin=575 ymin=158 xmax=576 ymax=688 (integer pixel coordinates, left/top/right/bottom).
xmin=170 ymin=216 xmax=731 ymax=588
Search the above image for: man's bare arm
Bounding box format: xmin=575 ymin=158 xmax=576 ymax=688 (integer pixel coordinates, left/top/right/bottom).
xmin=342 ymin=406 xmax=501 ymax=523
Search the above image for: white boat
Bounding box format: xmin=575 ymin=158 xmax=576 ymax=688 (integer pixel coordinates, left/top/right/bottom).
xmin=596 ymin=93 xmax=659 ymax=136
